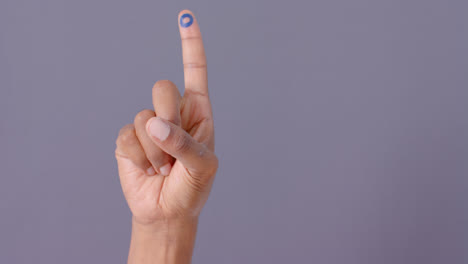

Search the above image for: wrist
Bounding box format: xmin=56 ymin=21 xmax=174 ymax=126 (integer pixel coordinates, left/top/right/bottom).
xmin=131 ymin=216 xmax=198 ymax=238
xmin=128 ymin=216 xmax=198 ymax=264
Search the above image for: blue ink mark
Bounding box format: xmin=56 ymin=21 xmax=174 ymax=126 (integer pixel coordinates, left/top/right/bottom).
xmin=180 ymin=13 xmax=193 ymax=28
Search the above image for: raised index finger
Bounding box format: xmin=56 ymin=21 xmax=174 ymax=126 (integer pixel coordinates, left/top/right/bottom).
xmin=178 ymin=10 xmax=208 ymax=96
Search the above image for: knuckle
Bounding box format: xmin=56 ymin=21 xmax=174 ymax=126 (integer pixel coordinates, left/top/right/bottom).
xmin=173 ymin=133 xmax=192 ymax=153
xmin=118 ymin=124 xmax=134 ymax=134
xmin=211 ymin=155 xmax=219 ymax=172
xmin=134 ymin=109 xmax=154 ymax=124
xmin=117 ymin=127 xmax=137 ymax=146
xmin=116 ymin=124 xmax=133 ymax=144
xmin=204 ymin=153 xmax=219 ymax=175
xmin=153 ymin=80 xmax=175 ymax=92
xmin=198 ymin=144 xmax=218 ymax=169
xmin=114 ymin=147 xmax=127 ymax=159
xmin=193 ymin=146 xmax=219 ymax=176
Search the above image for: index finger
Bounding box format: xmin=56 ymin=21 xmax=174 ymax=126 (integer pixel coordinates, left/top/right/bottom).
xmin=178 ymin=10 xmax=208 ymax=96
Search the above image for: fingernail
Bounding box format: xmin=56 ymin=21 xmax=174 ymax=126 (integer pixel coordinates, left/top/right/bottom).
xmin=146 ymin=167 xmax=156 ymax=176
xmin=148 ymin=117 xmax=170 ymax=141
xmin=159 ymin=163 xmax=172 ymax=176
xmin=180 ymin=13 xmax=194 ymax=28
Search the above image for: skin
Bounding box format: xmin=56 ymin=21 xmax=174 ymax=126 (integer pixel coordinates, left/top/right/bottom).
xmin=115 ymin=10 xmax=217 ymax=264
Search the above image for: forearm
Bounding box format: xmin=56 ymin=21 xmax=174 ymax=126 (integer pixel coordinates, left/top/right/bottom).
xmin=128 ymin=217 xmax=198 ymax=264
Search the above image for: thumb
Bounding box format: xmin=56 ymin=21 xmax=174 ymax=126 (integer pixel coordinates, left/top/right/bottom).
xmin=145 ymin=117 xmax=218 ymax=175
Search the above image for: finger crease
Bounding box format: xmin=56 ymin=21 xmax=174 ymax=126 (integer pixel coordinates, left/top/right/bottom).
xmin=184 ymin=89 xmax=208 ymax=97
xmin=181 ymin=36 xmax=202 ymax=40
xmin=184 ymin=63 xmax=207 ymax=69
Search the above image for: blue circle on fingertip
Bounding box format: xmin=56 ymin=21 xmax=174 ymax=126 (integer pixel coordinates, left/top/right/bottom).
xmin=180 ymin=13 xmax=193 ymax=28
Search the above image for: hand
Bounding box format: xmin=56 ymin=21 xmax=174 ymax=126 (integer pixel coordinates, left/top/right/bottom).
xmin=115 ymin=9 xmax=217 ymax=229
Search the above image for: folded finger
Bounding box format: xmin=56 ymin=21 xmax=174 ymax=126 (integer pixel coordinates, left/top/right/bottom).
xmin=134 ymin=110 xmax=173 ymax=176
xmin=115 ymin=124 xmax=155 ymax=176
xmin=152 ymin=80 xmax=182 ymax=126
xmin=146 ymin=117 xmax=218 ymax=176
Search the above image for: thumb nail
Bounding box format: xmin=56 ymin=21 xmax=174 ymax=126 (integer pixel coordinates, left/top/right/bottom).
xmin=148 ymin=117 xmax=170 ymax=141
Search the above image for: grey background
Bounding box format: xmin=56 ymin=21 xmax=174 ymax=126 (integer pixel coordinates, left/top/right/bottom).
xmin=1 ymin=0 xmax=467 ymax=263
